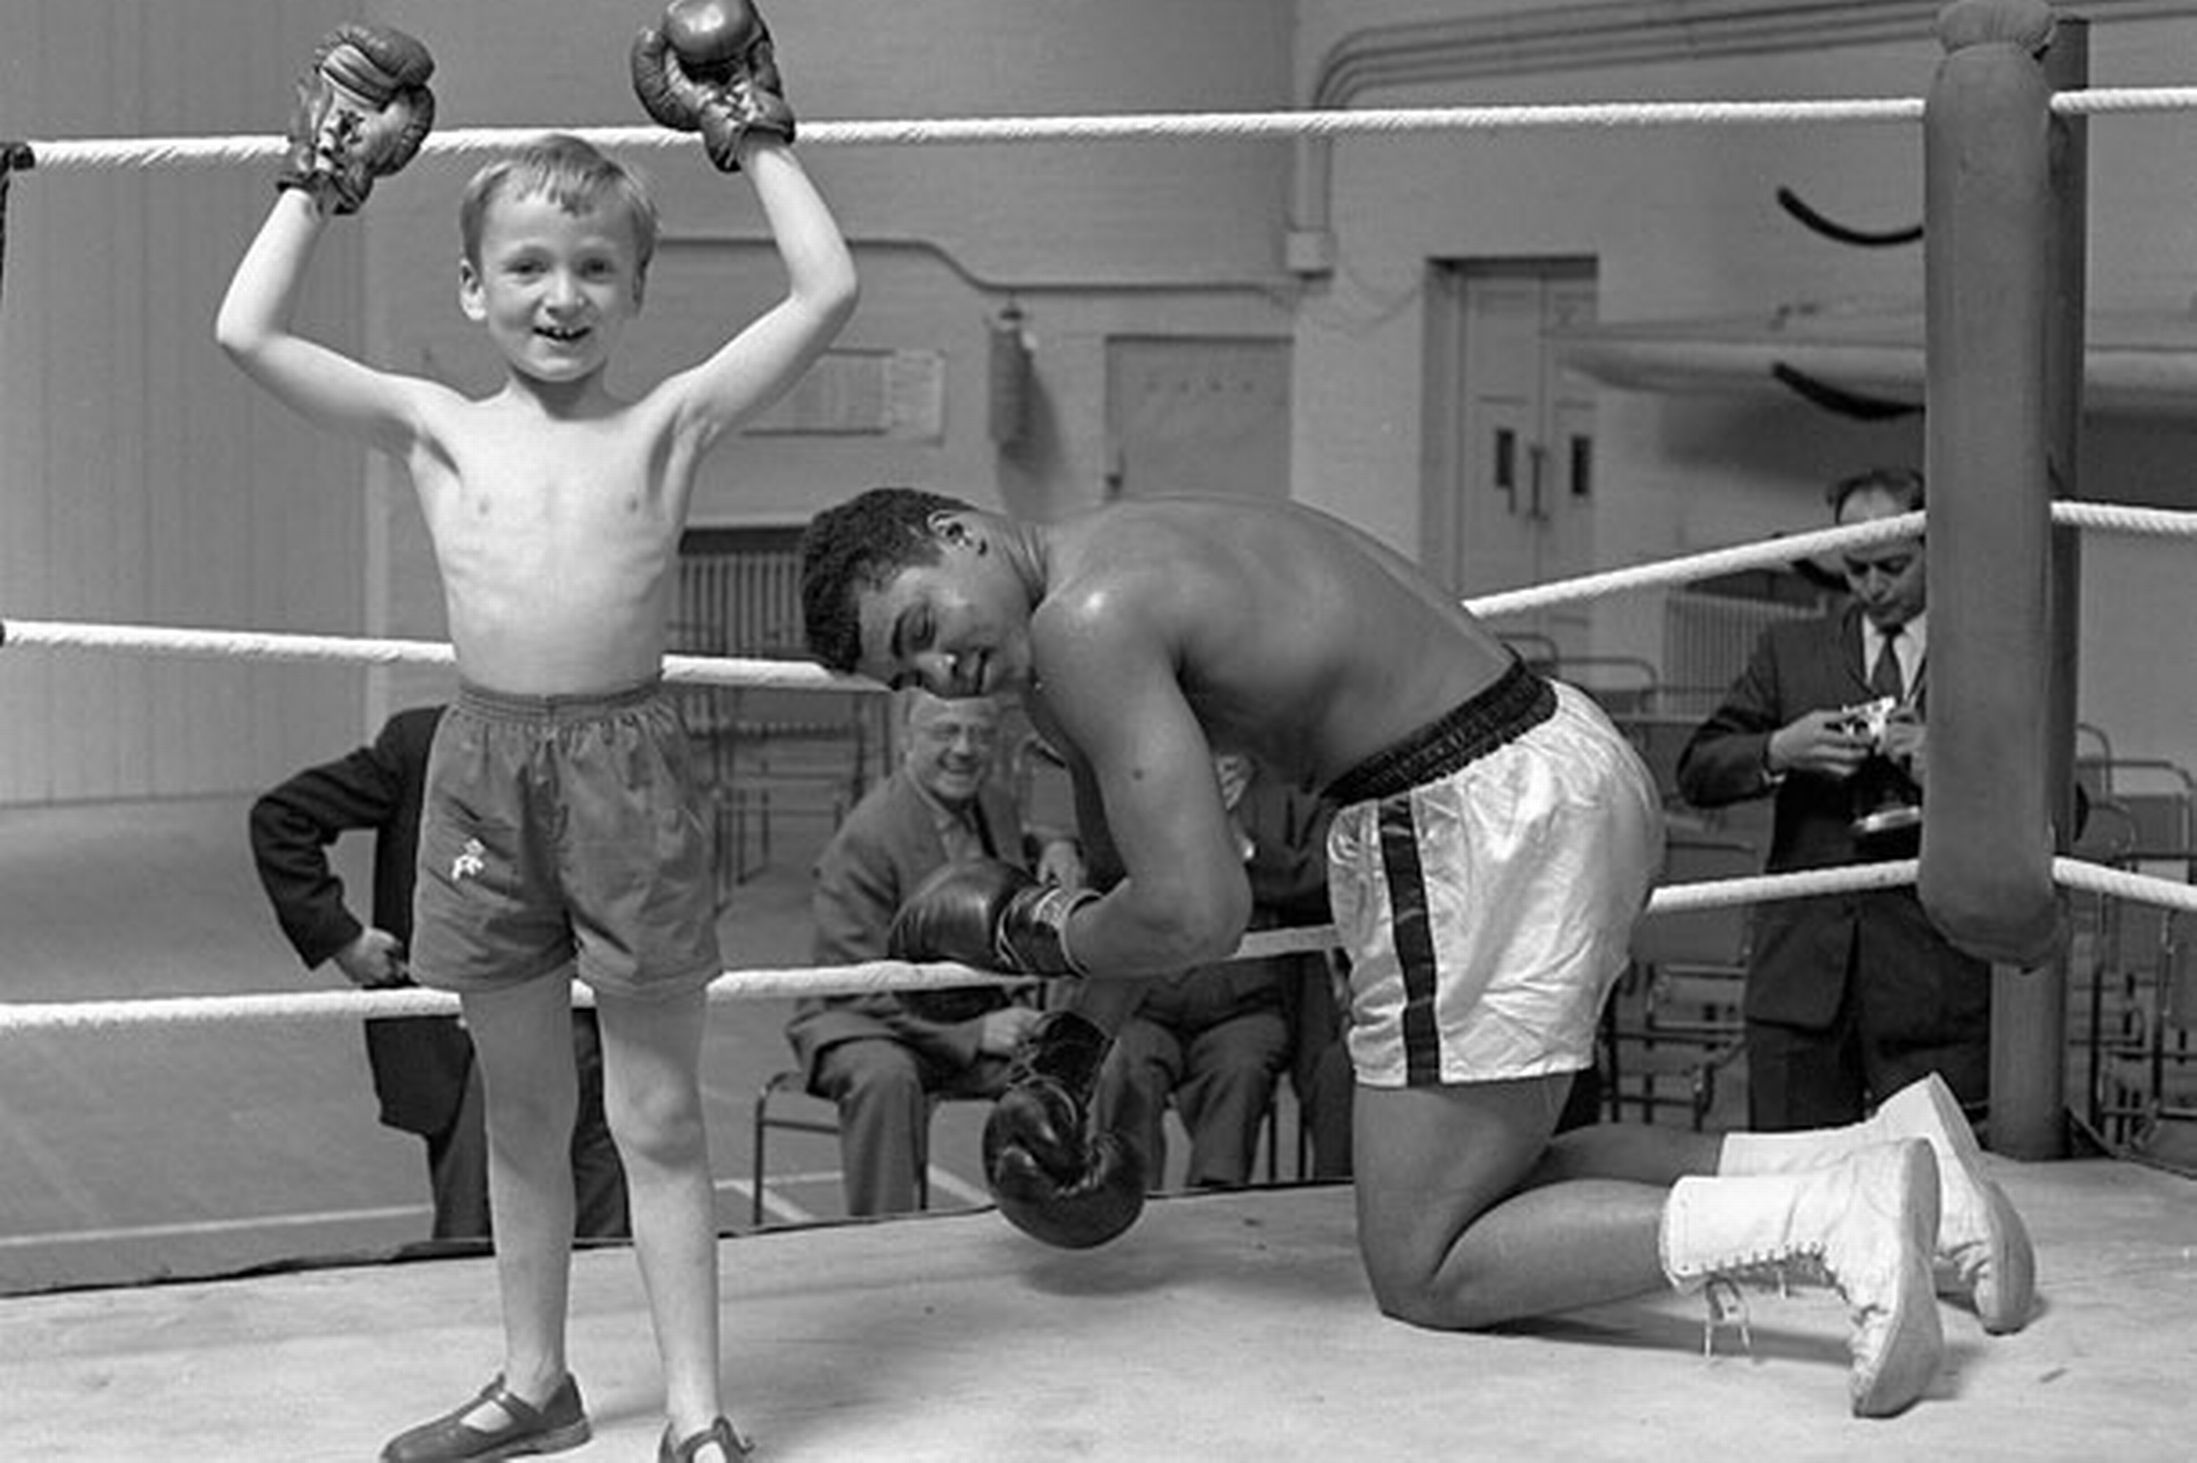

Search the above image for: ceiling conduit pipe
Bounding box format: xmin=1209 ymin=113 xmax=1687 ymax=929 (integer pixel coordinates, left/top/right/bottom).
xmin=1286 ymin=0 xmax=2185 ymax=278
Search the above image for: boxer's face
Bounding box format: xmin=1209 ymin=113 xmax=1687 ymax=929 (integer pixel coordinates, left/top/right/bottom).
xmin=855 ymin=517 xmax=1032 ymax=698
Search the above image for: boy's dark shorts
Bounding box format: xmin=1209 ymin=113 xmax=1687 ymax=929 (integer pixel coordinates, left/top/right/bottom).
xmin=410 ymin=678 xmax=722 ymax=1002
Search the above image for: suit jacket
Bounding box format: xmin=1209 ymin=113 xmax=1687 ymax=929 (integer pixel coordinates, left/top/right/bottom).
xmin=1237 ymin=779 xmax=1343 ymax=1094
xmin=787 ymin=769 xmax=1033 ymax=1084
xmin=1147 ymin=776 xmax=1334 ymax=1049
xmin=248 ymin=706 xmax=473 ymax=1136
xmin=1674 ymin=603 xmax=1986 ymax=1031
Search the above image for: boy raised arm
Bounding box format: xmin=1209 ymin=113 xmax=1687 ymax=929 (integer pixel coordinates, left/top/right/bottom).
xmin=629 ymin=0 xmax=857 ymax=458
xmin=215 ymin=22 xmax=443 ymax=455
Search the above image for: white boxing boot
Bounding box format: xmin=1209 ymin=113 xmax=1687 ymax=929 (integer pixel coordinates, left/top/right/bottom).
xmin=1661 ymin=1139 xmax=1944 ymax=1419
xmin=1717 ymin=1073 xmax=2036 ymax=1334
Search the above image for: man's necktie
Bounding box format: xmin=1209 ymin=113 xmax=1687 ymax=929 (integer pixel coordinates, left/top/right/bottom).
xmin=1870 ymin=624 xmax=1905 ymax=702
xmin=968 ymin=806 xmax=999 ymax=860
xmin=944 ymin=804 xmax=998 ymax=864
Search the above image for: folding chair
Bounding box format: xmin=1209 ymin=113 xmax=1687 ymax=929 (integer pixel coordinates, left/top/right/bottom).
xmin=749 ymin=1069 xmax=996 ymax=1225
xmin=1605 ymin=835 xmax=1758 ymax=1128
xmin=2067 ymin=795 xmax=2139 ymax=1135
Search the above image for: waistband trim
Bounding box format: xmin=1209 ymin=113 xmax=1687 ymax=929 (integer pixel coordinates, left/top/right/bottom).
xmin=454 ymin=676 xmax=665 ymax=724
xmin=1321 ymin=658 xmax=1557 ymax=806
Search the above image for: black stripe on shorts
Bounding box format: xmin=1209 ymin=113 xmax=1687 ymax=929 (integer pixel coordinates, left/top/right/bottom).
xmin=1378 ymin=795 xmax=1443 ymax=1085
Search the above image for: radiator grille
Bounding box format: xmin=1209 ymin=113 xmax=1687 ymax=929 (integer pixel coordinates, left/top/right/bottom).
xmin=672 ymin=533 xmax=805 ymax=657
xmin=1661 ymin=591 xmax=1815 ymax=715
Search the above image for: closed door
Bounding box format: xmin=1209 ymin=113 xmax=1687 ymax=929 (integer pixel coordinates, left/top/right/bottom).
xmin=1104 ymin=336 xmax=1291 ymax=500
xmin=1424 ymin=262 xmax=1598 ymax=650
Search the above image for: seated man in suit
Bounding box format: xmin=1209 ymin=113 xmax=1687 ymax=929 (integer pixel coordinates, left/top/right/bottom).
xmin=1095 ymin=754 xmax=1318 ymax=1190
xmin=790 ymin=690 xmax=1083 ymax=1215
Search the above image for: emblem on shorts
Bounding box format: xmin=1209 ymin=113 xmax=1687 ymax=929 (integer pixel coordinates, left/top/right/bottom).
xmin=451 ymin=837 xmax=487 ymax=882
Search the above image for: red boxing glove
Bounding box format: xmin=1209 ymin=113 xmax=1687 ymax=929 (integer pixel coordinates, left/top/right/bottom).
xmin=629 ymin=0 xmax=795 ymax=172
xmin=277 ymin=22 xmax=436 ymax=216
xmin=888 ymin=858 xmax=1097 ymax=978
xmin=981 ymin=1012 xmax=1147 ymax=1249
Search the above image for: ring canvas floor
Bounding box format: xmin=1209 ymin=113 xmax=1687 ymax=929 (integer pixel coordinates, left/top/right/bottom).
xmin=2 ymin=1158 xmax=2192 ymax=1462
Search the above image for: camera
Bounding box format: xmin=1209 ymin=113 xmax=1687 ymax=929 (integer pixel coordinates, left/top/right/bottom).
xmin=1836 ymin=695 xmax=1922 ymax=846
xmin=1829 ymin=695 xmax=1898 ymax=751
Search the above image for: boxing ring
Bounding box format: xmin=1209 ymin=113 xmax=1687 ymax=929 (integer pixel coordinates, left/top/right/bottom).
xmin=0 ymin=1165 xmax=2190 ymax=1462
xmin=5 ymin=3 xmax=2197 ymax=1457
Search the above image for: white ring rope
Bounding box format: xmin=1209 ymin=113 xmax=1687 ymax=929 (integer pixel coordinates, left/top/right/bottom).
xmin=1464 ymin=512 xmax=1923 ymax=620
xmin=2050 ymin=856 xmax=2197 ymax=914
xmin=0 ymin=859 xmax=1924 ymax=1033
xmin=5 ymin=852 xmax=2186 ymax=1034
xmin=0 ymin=620 xmax=860 ymax=693
xmin=2057 ymin=85 xmax=2197 ymax=117
xmin=6 ymin=499 xmax=2193 ymax=682
xmin=0 ymin=513 xmax=1924 ymax=677
xmin=15 ymin=99 xmax=1930 ymax=173
xmin=16 ymin=854 xmax=2192 ymax=1037
xmin=15 ymin=85 xmax=2197 ymax=176
xmin=2049 ymin=500 xmax=2197 ymax=539
xmin=1472 ymin=501 xmax=2197 ymax=617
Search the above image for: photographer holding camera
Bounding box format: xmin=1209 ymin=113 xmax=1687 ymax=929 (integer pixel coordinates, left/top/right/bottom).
xmin=1675 ymin=467 xmax=1991 ymax=1134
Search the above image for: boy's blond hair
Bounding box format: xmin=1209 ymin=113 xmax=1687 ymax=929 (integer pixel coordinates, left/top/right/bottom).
xmin=459 ymin=133 xmax=659 ymax=277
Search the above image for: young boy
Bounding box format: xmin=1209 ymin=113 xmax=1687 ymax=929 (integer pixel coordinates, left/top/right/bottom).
xmin=218 ymin=9 xmax=856 ymax=1461
xmin=799 ymin=487 xmax=2035 ymax=1419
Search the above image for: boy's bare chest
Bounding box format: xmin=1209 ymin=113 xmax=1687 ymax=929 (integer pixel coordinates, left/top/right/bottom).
xmin=431 ymin=432 xmax=676 ymax=536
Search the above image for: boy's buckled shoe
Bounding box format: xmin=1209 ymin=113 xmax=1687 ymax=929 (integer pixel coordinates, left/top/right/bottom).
xmin=381 ymin=1373 xmax=590 ymax=1461
xmin=660 ymin=1415 xmax=754 ymax=1463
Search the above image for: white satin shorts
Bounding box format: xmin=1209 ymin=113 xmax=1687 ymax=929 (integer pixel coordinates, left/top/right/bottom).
xmin=1326 ymin=681 xmax=1665 ymax=1088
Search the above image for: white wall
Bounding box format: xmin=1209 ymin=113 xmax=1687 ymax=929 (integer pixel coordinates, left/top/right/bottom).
xmin=0 ymin=0 xmax=363 ymax=802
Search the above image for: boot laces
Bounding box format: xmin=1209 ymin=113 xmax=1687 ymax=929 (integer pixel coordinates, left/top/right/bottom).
xmin=1698 ymin=1252 xmax=1841 ymax=1359
xmin=1699 ymin=1277 xmax=1755 ymax=1359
